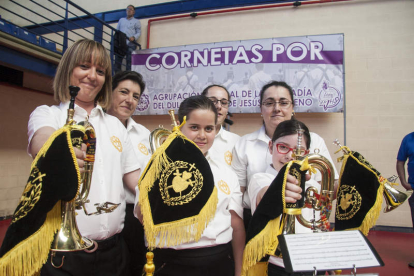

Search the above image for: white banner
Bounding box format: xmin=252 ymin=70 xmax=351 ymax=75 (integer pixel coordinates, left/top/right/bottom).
xmin=132 ymin=34 xmax=344 ymax=115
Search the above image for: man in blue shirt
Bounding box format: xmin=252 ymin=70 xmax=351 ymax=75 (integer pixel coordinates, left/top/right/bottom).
xmin=115 ymin=5 xmax=141 ymax=73
xmin=396 ymin=132 xmax=414 ymax=267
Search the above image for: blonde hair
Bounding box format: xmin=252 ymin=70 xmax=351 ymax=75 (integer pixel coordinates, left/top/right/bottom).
xmin=53 ymin=39 xmax=112 ymax=109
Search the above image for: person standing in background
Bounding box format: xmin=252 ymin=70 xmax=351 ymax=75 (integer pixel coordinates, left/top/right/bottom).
xmin=115 ymin=5 xmax=141 ymax=72
xmin=202 ymin=84 xmax=240 ymax=167
xmin=396 ymin=132 xmax=414 ymax=268
xmin=107 ymin=70 xmax=151 ymax=275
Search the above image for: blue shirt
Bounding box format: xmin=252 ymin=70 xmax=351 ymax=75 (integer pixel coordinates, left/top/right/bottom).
xmin=397 ymin=132 xmax=414 ymax=187
xmin=117 ymin=17 xmax=141 ymax=47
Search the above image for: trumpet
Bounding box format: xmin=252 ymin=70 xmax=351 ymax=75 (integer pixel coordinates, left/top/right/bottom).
xmin=281 ymin=128 xmax=335 ymax=235
xmin=50 ymin=86 xmax=120 ymax=268
xmin=149 ymin=109 xmax=178 ymax=153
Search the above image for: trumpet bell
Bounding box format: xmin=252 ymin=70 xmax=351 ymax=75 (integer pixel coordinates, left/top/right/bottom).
xmin=383 ymin=181 xmax=411 ymax=213
xmin=50 ymin=202 xmax=93 ymax=251
xmin=149 ymin=126 xmax=171 ymax=153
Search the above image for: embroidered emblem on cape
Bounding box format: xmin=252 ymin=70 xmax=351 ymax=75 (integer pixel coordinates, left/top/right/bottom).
xmin=159 ymin=161 xmax=203 ymax=206
xmin=218 ymin=180 xmax=230 ymax=195
xmin=12 ymin=167 xmax=44 ymax=223
xmin=286 ymin=167 xmax=301 ymax=208
xmin=138 ymin=143 xmax=149 ymax=155
xmin=336 ymin=184 xmax=362 ymax=220
xmin=110 ymin=136 xmax=123 ymax=152
xmin=224 ymin=151 xmax=232 ymax=165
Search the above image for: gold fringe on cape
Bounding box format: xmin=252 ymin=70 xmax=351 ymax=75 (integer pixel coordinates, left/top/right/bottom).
xmin=0 ymin=203 xmax=61 ymax=276
xmin=0 ymin=125 xmax=82 ymax=276
xmin=242 ymin=158 xmax=313 ymax=276
xmin=336 ymin=148 xmax=384 ymax=236
xmin=138 ymin=121 xmax=218 ymax=250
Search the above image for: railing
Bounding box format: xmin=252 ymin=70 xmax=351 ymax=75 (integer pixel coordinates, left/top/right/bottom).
xmin=0 ymin=0 xmax=140 ymax=73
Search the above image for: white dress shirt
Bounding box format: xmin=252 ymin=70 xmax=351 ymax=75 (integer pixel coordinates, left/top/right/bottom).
xmin=249 ymin=165 xmax=321 ymax=267
xmin=125 ymin=117 xmax=151 ymax=204
xmin=28 ymin=102 xmax=140 ymax=240
xmin=232 ymin=125 xmax=338 ymax=208
xmin=210 ymin=127 xmax=240 ymax=167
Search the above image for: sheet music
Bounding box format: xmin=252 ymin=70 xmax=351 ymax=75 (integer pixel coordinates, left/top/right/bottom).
xmin=282 ymin=230 xmax=381 ymax=272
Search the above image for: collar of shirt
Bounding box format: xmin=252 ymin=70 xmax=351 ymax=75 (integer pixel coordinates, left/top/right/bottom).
xmin=59 ymin=101 xmax=105 ymax=119
xmin=247 ymin=125 xmax=270 ymax=145
xmin=126 ymin=117 xmax=136 ymax=132
xmin=265 ymin=165 xmax=278 ymax=177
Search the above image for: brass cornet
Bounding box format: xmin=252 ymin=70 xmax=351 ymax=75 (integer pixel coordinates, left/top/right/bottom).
xmin=281 ymin=128 xmax=335 ymax=235
xmin=50 ymin=86 xmax=120 ymax=268
xmin=149 ymin=110 xmax=178 ymax=152
xmin=334 ymin=139 xmax=410 ymax=213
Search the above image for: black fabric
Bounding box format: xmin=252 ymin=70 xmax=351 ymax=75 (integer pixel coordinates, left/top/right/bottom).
xmin=40 ymin=235 xmax=131 ymax=276
xmin=335 ymin=151 xmax=381 ymax=230
xmin=246 ymin=162 xmax=306 ymax=243
xmin=114 ymin=30 xmax=128 ymax=57
xmin=153 ymin=243 xmax=234 ymax=276
xmin=146 ymin=137 xmax=215 ymax=225
xmin=0 ymin=129 xmax=82 ymax=258
xmin=121 ymin=203 xmax=147 ymax=274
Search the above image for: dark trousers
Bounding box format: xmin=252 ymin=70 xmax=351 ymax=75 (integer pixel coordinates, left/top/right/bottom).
xmin=114 ymin=45 xmax=136 ymax=73
xmin=153 ymin=242 xmax=234 ymax=276
xmin=40 ymin=234 xmax=131 ymax=276
xmin=409 ymin=192 xmax=414 ymax=230
xmin=121 ymin=204 xmax=147 ymax=275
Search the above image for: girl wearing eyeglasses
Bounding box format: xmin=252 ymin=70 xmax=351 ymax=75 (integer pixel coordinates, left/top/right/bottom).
xmin=231 ymin=81 xmax=338 ymax=228
xmin=249 ymin=119 xmax=322 ymax=276
xmin=202 ymin=85 xmax=240 ymax=167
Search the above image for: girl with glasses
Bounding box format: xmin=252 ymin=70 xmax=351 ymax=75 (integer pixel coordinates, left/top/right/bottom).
xmin=231 ymin=81 xmax=338 ymax=228
xmin=202 ymin=85 xmax=240 ymax=167
xmin=248 ymin=119 xmax=322 ymax=276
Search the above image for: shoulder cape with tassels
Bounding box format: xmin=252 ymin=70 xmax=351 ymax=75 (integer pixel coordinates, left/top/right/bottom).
xmin=335 ymin=147 xmax=384 ymax=235
xmin=138 ymin=122 xmax=218 ymax=250
xmin=242 ymin=158 xmax=312 ymax=276
xmin=0 ymin=124 xmax=85 ymax=276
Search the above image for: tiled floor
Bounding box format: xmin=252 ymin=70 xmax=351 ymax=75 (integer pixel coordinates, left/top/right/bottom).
xmin=0 ymin=219 xmax=413 ymax=275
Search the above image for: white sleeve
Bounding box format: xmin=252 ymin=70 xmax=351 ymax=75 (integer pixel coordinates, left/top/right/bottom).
xmin=27 ymin=105 xmax=59 ymax=145
xmin=121 ymin=128 xmax=140 ymax=175
xmin=249 ymin=173 xmax=273 ymax=214
xmin=231 ymin=139 xmax=248 ymax=188
xmin=228 ymin=171 xmax=243 ymax=219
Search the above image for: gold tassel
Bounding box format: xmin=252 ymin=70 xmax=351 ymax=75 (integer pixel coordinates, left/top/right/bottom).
xmin=142 ymin=187 xmax=218 ymax=250
xmin=245 ymin=262 xmax=268 ymax=276
xmin=0 ymin=202 xmax=61 ymax=276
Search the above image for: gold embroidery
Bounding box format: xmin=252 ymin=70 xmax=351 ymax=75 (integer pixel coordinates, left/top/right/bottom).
xmin=336 ymin=184 xmax=362 ymax=220
xmin=12 ymin=167 xmax=44 ymax=223
xmin=159 ymin=161 xmax=203 ymax=206
xmin=138 ymin=143 xmax=149 ymax=156
xmin=110 ymin=136 xmax=123 ymax=152
xmin=218 ymin=180 xmax=230 ymax=195
xmin=286 ymin=168 xmax=301 ymax=208
xmin=224 ymin=151 xmax=232 ymax=166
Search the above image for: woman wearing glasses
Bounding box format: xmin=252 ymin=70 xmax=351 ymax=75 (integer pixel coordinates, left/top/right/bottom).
xmin=202 ymin=85 xmax=240 ymax=166
xmin=231 ymin=81 xmax=337 ymax=222
xmin=249 ymin=119 xmax=322 ymax=276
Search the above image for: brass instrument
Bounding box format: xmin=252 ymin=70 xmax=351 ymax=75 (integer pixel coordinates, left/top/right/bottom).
xmin=149 ymin=109 xmax=178 ymax=153
xmin=334 ymin=139 xmax=410 ymax=213
xmin=50 ymin=86 xmax=120 ymax=268
xmin=281 ymin=128 xmax=335 ymax=235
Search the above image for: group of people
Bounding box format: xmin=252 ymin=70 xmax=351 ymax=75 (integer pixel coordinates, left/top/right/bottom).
xmin=27 ymin=37 xmax=352 ymax=276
